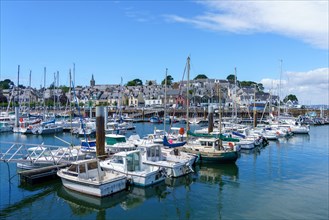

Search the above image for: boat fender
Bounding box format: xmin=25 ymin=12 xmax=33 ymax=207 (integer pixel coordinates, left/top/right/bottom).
xmin=179 ymin=127 xmax=185 ymax=135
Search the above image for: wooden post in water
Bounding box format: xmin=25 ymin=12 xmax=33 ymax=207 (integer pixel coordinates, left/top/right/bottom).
xmin=96 ymin=106 xmax=106 ymax=158
xmin=208 ymin=105 xmax=213 ymax=133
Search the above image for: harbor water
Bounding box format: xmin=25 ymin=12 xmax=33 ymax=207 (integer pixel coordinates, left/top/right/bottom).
xmin=0 ymin=124 xmax=328 ymax=220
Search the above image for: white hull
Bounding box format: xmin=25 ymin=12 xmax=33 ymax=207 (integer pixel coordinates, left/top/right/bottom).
xmin=114 ymin=170 xmax=164 ymax=187
xmin=144 ymin=160 xmax=193 ymax=178
xmin=57 ymin=159 xmax=127 ymax=197
xmin=59 ymin=175 xmax=127 ymax=197
xmin=238 ymin=141 xmax=255 ymax=149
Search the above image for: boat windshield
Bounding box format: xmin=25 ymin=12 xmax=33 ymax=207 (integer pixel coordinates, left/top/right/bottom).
xmin=126 ymin=152 xmax=140 ymax=172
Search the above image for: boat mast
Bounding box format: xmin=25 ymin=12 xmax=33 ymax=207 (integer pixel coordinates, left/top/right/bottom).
xmin=17 ymin=65 xmax=20 ymax=110
xmin=29 ymin=70 xmax=31 ymax=115
xmin=57 ymin=71 xmax=59 ymax=112
xmin=69 ymin=69 xmax=73 ymax=143
xmin=279 ymin=59 xmax=282 ymax=117
xmin=186 ymin=56 xmax=190 ymax=140
xmin=43 ymin=67 xmax=46 ymax=120
xmin=234 ymin=67 xmax=237 ymax=121
xmin=53 ymin=72 xmax=56 ymax=116
xmin=163 ymin=68 xmax=168 ymax=133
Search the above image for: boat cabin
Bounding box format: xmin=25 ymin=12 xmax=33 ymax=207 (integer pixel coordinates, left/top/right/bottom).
xmin=109 ymin=150 xmax=142 ymax=172
xmin=137 ymin=143 xmax=162 ymax=162
xmin=198 ymin=138 xmax=222 ymax=150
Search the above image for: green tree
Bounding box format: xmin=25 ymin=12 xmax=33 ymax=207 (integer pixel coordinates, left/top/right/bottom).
xmin=283 ymin=94 xmax=298 ymax=103
xmin=0 ymin=79 xmax=14 ymax=89
xmin=127 ymin=79 xmax=143 ymax=86
xmin=194 ymin=74 xmax=208 ymax=80
xmin=161 ymin=75 xmax=174 ymax=85
xmin=59 ymin=85 xmax=70 ymax=93
xmin=226 ymin=74 xmax=236 ymax=84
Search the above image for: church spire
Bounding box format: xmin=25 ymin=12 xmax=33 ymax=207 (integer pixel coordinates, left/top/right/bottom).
xmin=90 ymin=74 xmax=95 ymax=87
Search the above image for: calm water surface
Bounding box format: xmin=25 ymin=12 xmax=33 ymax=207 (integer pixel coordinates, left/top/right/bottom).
xmin=0 ymin=124 xmax=328 ymax=220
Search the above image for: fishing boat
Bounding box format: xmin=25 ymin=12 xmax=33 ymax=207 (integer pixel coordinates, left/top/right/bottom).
xmin=182 ymin=137 xmax=239 ymax=163
xmin=57 ymin=158 xmax=128 ymax=197
xmin=137 ymin=142 xmax=194 ymax=178
xmin=100 ymin=150 xmax=166 ymax=187
xmin=149 ymin=115 xmax=162 ymax=123
xmin=105 ymin=134 xmax=138 ymax=154
xmin=32 ymin=119 xmax=63 ymax=135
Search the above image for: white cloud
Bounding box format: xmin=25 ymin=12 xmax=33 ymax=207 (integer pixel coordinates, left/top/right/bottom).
xmin=260 ymin=68 xmax=329 ymax=105
xmin=165 ymin=1 xmax=328 ymax=49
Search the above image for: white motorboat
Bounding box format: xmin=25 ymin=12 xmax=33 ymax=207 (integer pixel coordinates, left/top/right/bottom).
xmin=137 ymin=143 xmax=194 ymax=178
xmin=100 ymin=150 xmax=166 ymax=187
xmin=57 ymin=158 xmax=128 ymax=197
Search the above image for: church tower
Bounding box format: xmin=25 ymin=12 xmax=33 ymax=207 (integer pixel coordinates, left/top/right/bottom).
xmin=90 ymin=74 xmax=95 ymax=87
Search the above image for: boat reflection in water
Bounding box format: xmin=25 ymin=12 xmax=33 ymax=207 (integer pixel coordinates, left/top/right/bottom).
xmin=121 ymin=181 xmax=168 ymax=210
xmin=57 ymin=186 xmax=129 ymax=216
xmin=57 ymin=181 xmax=169 ymax=214
xmin=165 ymin=172 xmax=194 ymax=188
xmin=195 ymin=163 xmax=239 ymax=185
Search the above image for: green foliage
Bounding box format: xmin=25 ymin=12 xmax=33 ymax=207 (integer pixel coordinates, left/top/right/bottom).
xmin=283 ymin=94 xmax=298 ymax=103
xmin=0 ymin=79 xmax=14 ymax=89
xmin=226 ymin=74 xmax=236 ymax=84
xmin=59 ymin=85 xmax=70 ymax=93
xmin=127 ymin=79 xmax=143 ymax=86
xmin=161 ymin=75 xmax=174 ymax=85
xmin=194 ymin=74 xmax=208 ymax=80
xmin=239 ymin=81 xmax=256 ymax=87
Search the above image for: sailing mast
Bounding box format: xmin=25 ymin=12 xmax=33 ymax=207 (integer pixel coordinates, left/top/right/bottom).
xmin=234 ymin=67 xmax=237 ymax=121
xmin=17 ymin=65 xmax=20 ymax=110
xmin=43 ymin=67 xmax=46 ymax=120
xmin=28 ymin=70 xmax=31 ymax=115
xmin=163 ymin=68 xmax=168 ymax=133
xmin=279 ymin=59 xmax=283 ymax=117
xmin=186 ymin=56 xmax=190 ymax=140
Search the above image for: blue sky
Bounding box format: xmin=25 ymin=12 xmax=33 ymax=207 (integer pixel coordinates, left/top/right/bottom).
xmin=1 ymin=1 xmax=328 ymax=105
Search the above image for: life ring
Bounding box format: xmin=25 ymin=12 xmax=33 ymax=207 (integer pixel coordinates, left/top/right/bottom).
xmin=228 ymin=142 xmax=234 ymax=149
xmin=276 ymin=131 xmax=280 ymax=135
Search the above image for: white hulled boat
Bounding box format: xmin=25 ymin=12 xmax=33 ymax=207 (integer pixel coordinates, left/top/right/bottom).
xmin=100 ymin=150 xmax=166 ymax=187
xmin=57 ymin=158 xmax=128 ymax=197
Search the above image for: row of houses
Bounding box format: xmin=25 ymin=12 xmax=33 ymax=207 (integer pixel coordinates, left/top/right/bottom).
xmin=1 ymin=77 xmax=280 ymax=111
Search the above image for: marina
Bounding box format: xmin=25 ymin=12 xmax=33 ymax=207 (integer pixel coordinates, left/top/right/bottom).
xmin=0 ymin=122 xmax=328 ymax=219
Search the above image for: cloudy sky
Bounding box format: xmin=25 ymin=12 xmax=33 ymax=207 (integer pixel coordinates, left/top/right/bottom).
xmin=1 ymin=1 xmax=328 ymax=105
